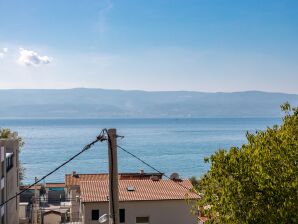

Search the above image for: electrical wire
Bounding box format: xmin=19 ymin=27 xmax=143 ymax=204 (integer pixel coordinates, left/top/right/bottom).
xmin=1 ymin=128 xmax=200 ymax=213
xmin=0 ymin=131 xmax=106 ymax=208
xmin=117 ymin=144 xmax=200 ymax=196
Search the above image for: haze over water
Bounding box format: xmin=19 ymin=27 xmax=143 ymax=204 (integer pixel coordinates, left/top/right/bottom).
xmin=0 ymin=118 xmax=281 ymax=184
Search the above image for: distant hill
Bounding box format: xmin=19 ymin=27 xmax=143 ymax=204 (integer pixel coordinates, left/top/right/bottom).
xmin=0 ymin=88 xmax=297 ymax=118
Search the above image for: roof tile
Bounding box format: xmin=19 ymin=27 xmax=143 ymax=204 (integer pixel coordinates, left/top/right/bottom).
xmin=65 ymin=174 xmax=109 ymax=187
xmin=65 ymin=173 xmax=163 ymax=187
xmin=81 ymin=179 xmax=199 ymax=202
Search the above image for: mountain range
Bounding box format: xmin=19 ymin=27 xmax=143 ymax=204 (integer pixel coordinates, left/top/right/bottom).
xmin=0 ymin=88 xmax=297 ymax=118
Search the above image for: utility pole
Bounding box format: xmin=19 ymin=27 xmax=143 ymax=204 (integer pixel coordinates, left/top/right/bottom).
xmin=108 ymin=129 xmax=119 ymax=224
xmin=33 ymin=177 xmax=39 ymax=224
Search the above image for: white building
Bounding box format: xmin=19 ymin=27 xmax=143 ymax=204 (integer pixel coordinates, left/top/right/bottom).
xmin=80 ymin=179 xmax=199 ymax=224
xmin=0 ymin=133 xmax=20 ymax=224
xmin=64 ymin=171 xmax=163 ymax=222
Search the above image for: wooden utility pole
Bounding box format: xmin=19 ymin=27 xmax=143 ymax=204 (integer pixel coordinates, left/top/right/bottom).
xmin=108 ymin=129 xmax=119 ymax=224
xmin=33 ymin=177 xmax=39 ymax=224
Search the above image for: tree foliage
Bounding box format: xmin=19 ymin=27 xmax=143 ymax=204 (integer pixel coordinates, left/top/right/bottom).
xmin=0 ymin=128 xmax=25 ymax=182
xmin=190 ymin=176 xmax=199 ymax=186
xmin=196 ymin=103 xmax=298 ymax=224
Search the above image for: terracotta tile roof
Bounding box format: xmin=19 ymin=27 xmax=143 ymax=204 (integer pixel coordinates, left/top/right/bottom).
xmin=120 ymin=172 xmax=163 ymax=180
xmin=81 ymin=179 xmax=199 ymax=202
xmin=45 ymin=183 xmax=65 ymax=188
xmin=65 ymin=172 xmax=163 ymax=187
xmin=65 ymin=173 xmax=108 ymax=187
xmin=20 ymin=185 xmax=41 ymax=190
xmin=20 ymin=183 xmax=65 ymax=190
xmin=43 ymin=210 xmax=61 ymax=215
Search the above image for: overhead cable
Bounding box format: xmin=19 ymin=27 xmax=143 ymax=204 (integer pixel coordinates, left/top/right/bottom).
xmin=0 ymin=130 xmax=106 ymax=207
xmin=116 ymin=144 xmax=200 ymax=196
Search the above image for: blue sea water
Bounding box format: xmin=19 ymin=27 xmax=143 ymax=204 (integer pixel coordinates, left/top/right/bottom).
xmin=0 ymin=118 xmax=281 ymax=184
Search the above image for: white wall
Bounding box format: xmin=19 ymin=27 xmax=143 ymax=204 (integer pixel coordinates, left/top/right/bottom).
xmin=83 ymin=200 xmax=197 ymax=224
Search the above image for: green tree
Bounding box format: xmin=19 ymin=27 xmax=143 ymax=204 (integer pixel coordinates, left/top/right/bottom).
xmin=0 ymin=128 xmax=25 ymax=182
xmin=196 ymin=103 xmax=298 ymax=224
xmin=190 ymin=176 xmax=199 ymax=186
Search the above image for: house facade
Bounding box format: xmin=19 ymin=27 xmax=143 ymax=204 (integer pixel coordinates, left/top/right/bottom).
xmin=65 ymin=173 xmax=109 ymax=222
xmin=64 ymin=171 xmax=163 ymax=222
xmin=80 ymin=179 xmax=199 ymax=224
xmin=0 ymin=133 xmax=20 ymax=224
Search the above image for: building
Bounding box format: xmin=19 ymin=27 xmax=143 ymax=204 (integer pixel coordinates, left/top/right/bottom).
xmin=65 ymin=171 xmax=163 ymax=222
xmin=80 ymin=179 xmax=199 ymax=224
xmin=0 ymin=133 xmax=20 ymax=224
xmin=19 ymin=202 xmax=30 ymax=224
xmin=45 ymin=183 xmax=66 ymax=204
xmin=19 ymin=183 xmax=67 ymax=223
xmin=65 ymin=173 xmax=109 ymax=222
xmin=43 ymin=210 xmax=62 ymax=224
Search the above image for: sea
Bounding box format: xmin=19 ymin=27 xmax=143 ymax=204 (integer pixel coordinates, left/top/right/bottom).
xmin=0 ymin=118 xmax=281 ymax=184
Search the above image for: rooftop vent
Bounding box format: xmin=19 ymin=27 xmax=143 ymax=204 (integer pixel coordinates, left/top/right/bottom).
xmin=72 ymin=171 xmax=79 ymax=178
xmin=127 ymin=186 xmax=135 ymax=192
xmin=150 ymin=176 xmax=160 ymax=181
xmin=170 ymin=173 xmax=181 ymax=181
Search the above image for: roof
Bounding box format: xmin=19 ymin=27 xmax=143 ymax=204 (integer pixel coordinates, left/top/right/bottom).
xmin=43 ymin=210 xmax=61 ymax=215
xmin=81 ymin=179 xmax=199 ymax=202
xmin=119 ymin=172 xmax=163 ymax=180
xmin=20 ymin=183 xmax=65 ymax=191
xmin=45 ymin=183 xmax=65 ymax=188
xmin=65 ymin=174 xmax=109 ymax=187
xmin=65 ymin=172 xmax=163 ymax=187
xmin=20 ymin=185 xmax=41 ymax=190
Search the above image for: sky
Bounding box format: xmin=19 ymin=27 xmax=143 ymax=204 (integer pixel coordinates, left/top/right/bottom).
xmin=0 ymin=0 xmax=297 ymax=93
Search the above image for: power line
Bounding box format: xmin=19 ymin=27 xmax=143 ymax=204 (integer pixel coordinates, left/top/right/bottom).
xmin=116 ymin=144 xmax=200 ymax=196
xmin=2 ymin=129 xmax=199 ymax=208
xmin=0 ymin=131 xmax=107 ymax=208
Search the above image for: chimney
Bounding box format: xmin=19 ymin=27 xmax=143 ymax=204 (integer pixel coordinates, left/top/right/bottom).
xmin=72 ymin=171 xmax=77 ymax=177
xmin=140 ymin=169 xmax=144 ymax=175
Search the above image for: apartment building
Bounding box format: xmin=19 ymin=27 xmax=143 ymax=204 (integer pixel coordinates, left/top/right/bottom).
xmin=0 ymin=133 xmax=20 ymax=224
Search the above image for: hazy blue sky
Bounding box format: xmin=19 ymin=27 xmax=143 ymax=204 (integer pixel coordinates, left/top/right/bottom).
xmin=0 ymin=0 xmax=297 ymax=93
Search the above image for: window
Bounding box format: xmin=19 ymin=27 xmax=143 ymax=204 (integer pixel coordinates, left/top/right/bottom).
xmin=1 ymin=189 xmax=3 ymax=203
xmin=119 ymin=209 xmax=125 ymax=223
xmin=1 ymin=161 xmax=4 ymax=178
xmin=6 ymin=153 xmax=13 ymax=172
xmin=136 ymin=216 xmax=149 ymax=223
xmin=91 ymin=209 xmax=99 ymax=220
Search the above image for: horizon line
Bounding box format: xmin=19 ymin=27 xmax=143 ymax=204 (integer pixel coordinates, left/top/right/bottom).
xmin=0 ymin=87 xmax=297 ymax=95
